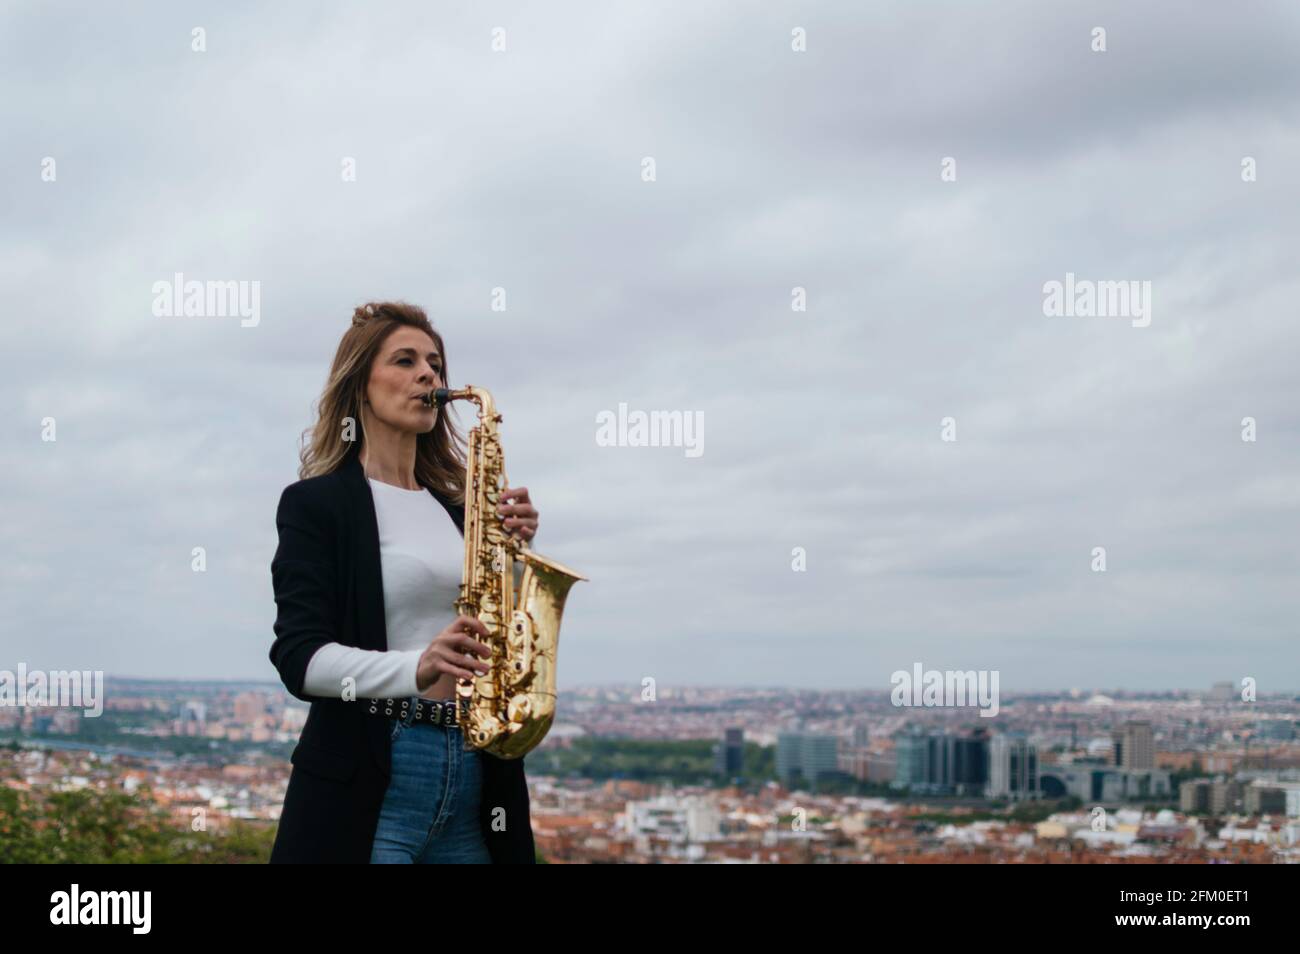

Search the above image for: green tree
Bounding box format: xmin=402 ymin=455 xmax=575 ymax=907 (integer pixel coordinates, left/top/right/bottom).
xmin=0 ymin=787 xmax=276 ymax=863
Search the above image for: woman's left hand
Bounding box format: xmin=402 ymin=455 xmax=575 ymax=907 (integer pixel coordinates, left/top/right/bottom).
xmin=498 ymin=486 xmax=539 ymax=541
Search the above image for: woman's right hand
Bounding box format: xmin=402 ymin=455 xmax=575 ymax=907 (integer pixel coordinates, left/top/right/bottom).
xmin=415 ymin=615 xmax=493 ymax=693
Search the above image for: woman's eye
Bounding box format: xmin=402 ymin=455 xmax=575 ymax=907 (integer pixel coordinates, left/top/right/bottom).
xmin=397 ymin=356 xmax=440 ymax=375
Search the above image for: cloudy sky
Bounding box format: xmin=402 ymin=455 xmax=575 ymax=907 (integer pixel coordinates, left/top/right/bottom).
xmin=3 ymin=2 xmax=1298 ymax=693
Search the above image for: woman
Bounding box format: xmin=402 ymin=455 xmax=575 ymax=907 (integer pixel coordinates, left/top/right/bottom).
xmin=268 ymin=300 xmax=539 ymax=864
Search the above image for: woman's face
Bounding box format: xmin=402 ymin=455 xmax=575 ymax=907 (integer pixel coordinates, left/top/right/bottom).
xmin=365 ymin=326 xmax=444 ymax=434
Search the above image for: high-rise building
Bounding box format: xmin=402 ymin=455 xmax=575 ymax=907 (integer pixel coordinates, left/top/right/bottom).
xmin=1180 ymin=779 xmax=1211 ymax=813
xmin=1178 ymin=777 xmax=1244 ymax=814
xmin=714 ymin=727 xmax=744 ymax=777
xmin=1209 ymin=681 xmax=1235 ymax=704
xmin=775 ymin=732 xmax=840 ymax=787
xmin=950 ymin=729 xmax=990 ymax=794
xmin=893 ymin=729 xmax=930 ymax=789
xmin=987 ymin=733 xmax=1038 ymax=801
xmin=851 ymin=723 xmax=871 ymax=749
xmin=892 ymin=728 xmax=988 ymax=795
xmin=1210 ymin=778 xmax=1243 ymax=814
xmin=1113 ymin=720 xmax=1155 ymax=770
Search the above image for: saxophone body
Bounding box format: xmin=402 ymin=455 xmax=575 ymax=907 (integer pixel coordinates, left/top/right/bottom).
xmin=434 ymin=386 xmax=586 ymax=759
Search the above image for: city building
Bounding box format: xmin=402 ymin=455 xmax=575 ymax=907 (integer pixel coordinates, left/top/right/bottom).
xmin=988 ymin=733 xmax=1038 ymax=801
xmin=776 ymin=732 xmax=840 ymax=787
xmin=233 ymin=692 xmax=267 ymax=725
xmin=621 ymin=794 xmax=722 ymax=844
xmin=1179 ymin=777 xmax=1244 ymax=814
xmin=1039 ymin=764 xmax=1170 ymax=803
xmin=1243 ymin=780 xmax=1300 ymax=817
xmin=1112 ymin=720 xmax=1155 ymax=770
xmin=891 ymin=728 xmax=988 ymax=795
xmin=1209 ymin=681 xmax=1236 ymax=704
xmin=714 ymin=727 xmax=744 ymax=778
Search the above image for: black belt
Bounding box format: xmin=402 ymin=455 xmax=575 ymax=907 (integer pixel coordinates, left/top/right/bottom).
xmin=366 ymin=696 xmax=462 ymax=727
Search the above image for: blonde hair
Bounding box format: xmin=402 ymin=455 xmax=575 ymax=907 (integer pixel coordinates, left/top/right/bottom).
xmin=296 ymin=300 xmax=467 ymax=503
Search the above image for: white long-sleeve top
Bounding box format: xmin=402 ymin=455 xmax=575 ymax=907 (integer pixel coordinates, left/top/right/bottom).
xmin=302 ymin=478 xmax=464 ymax=700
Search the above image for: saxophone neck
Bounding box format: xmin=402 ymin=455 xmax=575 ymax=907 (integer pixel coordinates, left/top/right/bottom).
xmin=435 ymin=385 xmax=496 ymax=418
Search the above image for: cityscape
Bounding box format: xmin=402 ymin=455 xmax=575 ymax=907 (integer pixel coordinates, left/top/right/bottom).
xmin=3 ymin=680 xmax=1297 ymax=863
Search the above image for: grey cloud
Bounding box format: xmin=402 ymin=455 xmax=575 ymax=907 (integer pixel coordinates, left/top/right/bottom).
xmin=1 ymin=1 xmax=1297 ymax=692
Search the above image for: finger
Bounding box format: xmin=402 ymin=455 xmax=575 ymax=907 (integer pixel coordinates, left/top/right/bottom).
xmin=501 ymin=486 xmax=530 ymax=505
xmin=497 ymin=502 xmax=537 ymax=519
xmin=456 ymin=615 xmax=490 ymax=637
xmin=437 ymin=646 xmax=489 ymax=673
xmin=442 ymin=622 xmax=488 ymax=643
xmin=455 ymin=625 xmax=490 ymax=646
xmin=451 ymin=634 xmax=492 ymax=658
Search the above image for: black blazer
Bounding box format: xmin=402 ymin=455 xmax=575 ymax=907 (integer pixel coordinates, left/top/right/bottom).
xmin=267 ymin=444 xmax=535 ymax=863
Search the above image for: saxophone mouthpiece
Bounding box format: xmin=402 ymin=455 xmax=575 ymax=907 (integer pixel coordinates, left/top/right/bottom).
xmin=433 ymin=388 xmax=453 ymax=407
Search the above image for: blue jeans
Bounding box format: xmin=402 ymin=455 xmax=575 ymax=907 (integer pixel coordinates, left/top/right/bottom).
xmin=369 ymin=704 xmax=491 ymax=864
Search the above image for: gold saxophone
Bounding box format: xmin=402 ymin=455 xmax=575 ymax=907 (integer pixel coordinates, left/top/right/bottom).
xmin=433 ymin=386 xmax=586 ymax=759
